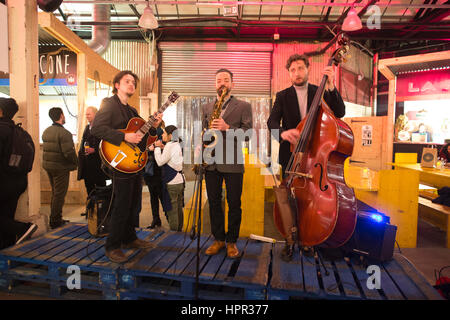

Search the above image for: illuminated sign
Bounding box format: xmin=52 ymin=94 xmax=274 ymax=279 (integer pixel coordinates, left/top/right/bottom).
xmin=397 ymin=69 xmax=450 ymax=98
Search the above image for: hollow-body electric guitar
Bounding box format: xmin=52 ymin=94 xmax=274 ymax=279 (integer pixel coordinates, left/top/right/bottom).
xmin=99 ymin=92 xmax=179 ymax=174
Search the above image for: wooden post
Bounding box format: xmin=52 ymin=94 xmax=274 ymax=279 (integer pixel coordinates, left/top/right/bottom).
xmin=385 ymin=78 xmax=396 ymax=170
xmin=8 ymin=0 xmax=40 ymax=220
xmin=378 ymin=64 xmax=396 ymax=171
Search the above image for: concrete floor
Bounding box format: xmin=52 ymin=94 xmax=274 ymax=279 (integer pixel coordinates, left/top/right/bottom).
xmin=1 ymin=181 xmax=449 ymax=299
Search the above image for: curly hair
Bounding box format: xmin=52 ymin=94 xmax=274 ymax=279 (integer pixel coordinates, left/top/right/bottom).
xmin=286 ymin=54 xmax=310 ymax=70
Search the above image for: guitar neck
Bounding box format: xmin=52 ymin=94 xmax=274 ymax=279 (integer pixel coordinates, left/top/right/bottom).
xmin=138 ymin=99 xmax=173 ymax=135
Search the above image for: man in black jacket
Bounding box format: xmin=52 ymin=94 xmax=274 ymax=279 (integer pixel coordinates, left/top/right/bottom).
xmin=91 ymin=70 xmax=161 ymax=263
xmin=0 ymin=98 xmax=38 ymax=249
xmin=77 ymin=106 xmax=107 ymax=196
xmin=267 ymin=54 xmax=346 ymax=177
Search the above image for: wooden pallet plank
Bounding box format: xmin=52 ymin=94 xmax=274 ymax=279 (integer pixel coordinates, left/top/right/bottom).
xmin=199 ymin=250 xmax=228 ymax=281
xmin=149 ymin=233 xmax=194 ymax=274
xmin=346 ymin=258 xmax=383 ymax=300
xmin=269 ymin=243 xmax=304 ymax=292
xmin=90 ymin=230 xmax=158 ymax=269
xmin=382 ymin=256 xmax=428 ymax=300
xmin=301 ymin=251 xmax=321 ymax=296
xmin=72 ymin=240 xmax=107 ymax=267
xmin=126 ymin=232 xmax=185 ymax=273
xmin=318 ymin=258 xmax=341 ymax=298
xmin=179 ymin=237 xmax=215 ymax=278
xmin=22 ymin=227 xmax=89 ymax=260
xmin=46 ymin=224 xmax=87 ymax=238
xmin=212 ymin=239 xmax=247 ymax=282
xmin=233 ymin=240 xmax=270 ymax=287
xmin=48 ymin=237 xmax=104 ymax=264
xmin=0 ymin=224 xmax=86 ymax=257
xmin=33 ymin=238 xmax=86 ymax=263
xmin=333 ymin=259 xmax=364 ymax=299
xmin=392 ymin=253 xmax=443 ymax=300
xmin=376 ymin=262 xmax=405 ymax=300
xmin=164 ymin=235 xmax=211 ymax=276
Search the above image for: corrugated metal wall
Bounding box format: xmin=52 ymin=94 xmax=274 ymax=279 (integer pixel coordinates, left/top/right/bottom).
xmin=272 ymin=42 xmax=330 ymax=94
xmin=159 ymin=42 xmax=273 ymax=96
xmin=102 ymin=40 xmax=155 ymax=96
xmin=272 ymin=42 xmax=373 ymax=106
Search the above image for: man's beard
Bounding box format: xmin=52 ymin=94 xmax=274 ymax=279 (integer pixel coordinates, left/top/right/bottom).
xmin=293 ymin=78 xmax=307 ymax=86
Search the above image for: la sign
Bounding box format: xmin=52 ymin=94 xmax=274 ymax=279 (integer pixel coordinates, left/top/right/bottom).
xmin=397 ymin=69 xmax=450 ymax=98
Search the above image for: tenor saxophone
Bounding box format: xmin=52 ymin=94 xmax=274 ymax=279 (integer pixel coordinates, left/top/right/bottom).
xmin=205 ymin=86 xmax=229 ymax=149
xmin=193 ymin=86 xmax=229 ymax=173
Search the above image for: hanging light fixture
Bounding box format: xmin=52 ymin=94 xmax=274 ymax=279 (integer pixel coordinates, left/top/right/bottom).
xmin=139 ymin=2 xmax=159 ymax=30
xmin=342 ymin=7 xmax=363 ymax=32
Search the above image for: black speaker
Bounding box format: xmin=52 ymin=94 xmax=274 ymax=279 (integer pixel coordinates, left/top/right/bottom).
xmin=87 ymin=185 xmax=112 ymax=238
xmin=342 ymin=211 xmax=397 ymax=262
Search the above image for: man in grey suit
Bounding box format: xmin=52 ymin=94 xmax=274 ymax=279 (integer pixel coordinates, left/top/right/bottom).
xmin=201 ymin=69 xmax=253 ymax=259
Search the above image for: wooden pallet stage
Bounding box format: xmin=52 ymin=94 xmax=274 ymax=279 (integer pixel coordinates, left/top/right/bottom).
xmin=268 ymin=243 xmax=443 ymax=300
xmin=118 ymin=232 xmax=271 ymax=300
xmin=0 ymin=223 xmax=162 ymax=299
xmin=0 ymin=223 xmax=443 ymax=300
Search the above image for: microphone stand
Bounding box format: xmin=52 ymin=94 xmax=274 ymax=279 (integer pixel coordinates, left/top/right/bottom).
xmin=190 ymin=161 xmax=205 ymax=300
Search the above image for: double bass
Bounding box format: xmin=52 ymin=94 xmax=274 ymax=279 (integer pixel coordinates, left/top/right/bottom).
xmin=273 ymin=35 xmax=357 ymax=253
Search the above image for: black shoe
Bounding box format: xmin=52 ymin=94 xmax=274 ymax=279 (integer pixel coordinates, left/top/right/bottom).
xmin=16 ymin=223 xmax=38 ymax=245
xmin=50 ymin=219 xmax=69 ymax=230
xmin=148 ymin=220 xmax=161 ymax=229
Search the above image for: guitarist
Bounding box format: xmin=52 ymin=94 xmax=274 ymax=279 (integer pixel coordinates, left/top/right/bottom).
xmin=91 ymin=70 xmax=162 ymax=263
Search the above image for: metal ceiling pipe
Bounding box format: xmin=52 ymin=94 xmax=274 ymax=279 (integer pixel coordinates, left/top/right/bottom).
xmin=87 ymin=4 xmax=111 ymax=55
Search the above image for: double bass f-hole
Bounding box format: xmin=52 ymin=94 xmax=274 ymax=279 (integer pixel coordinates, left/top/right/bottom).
xmin=314 ymin=163 xmax=328 ymax=192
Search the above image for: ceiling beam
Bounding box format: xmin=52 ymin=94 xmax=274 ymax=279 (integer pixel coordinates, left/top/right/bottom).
xmin=405 ymin=0 xmax=450 ymax=38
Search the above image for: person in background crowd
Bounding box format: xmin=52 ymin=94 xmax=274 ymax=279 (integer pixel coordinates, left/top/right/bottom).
xmin=0 ymin=98 xmax=38 ymax=249
xmin=150 ymin=125 xmax=185 ymax=232
xmin=42 ymin=107 xmax=78 ymax=229
xmin=143 ymin=121 xmax=165 ymax=229
xmin=77 ymin=106 xmax=108 ymax=197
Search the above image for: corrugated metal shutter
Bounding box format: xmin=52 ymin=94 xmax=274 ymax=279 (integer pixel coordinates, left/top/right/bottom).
xmin=160 ymin=42 xmax=272 ymax=96
xmin=102 ymin=40 xmax=154 ymax=96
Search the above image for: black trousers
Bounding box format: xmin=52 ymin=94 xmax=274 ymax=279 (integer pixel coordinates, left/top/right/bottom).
xmin=205 ymin=169 xmax=243 ymax=243
xmin=143 ymin=174 xmax=163 ymax=224
xmin=0 ymin=176 xmax=28 ymax=249
xmin=105 ymin=173 xmax=142 ymax=251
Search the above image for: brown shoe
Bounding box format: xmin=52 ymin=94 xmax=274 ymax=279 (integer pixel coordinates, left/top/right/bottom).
xmin=105 ymin=249 xmax=128 ymax=263
xmin=122 ymin=238 xmax=155 ymax=249
xmin=227 ymin=243 xmax=240 ymax=259
xmin=205 ymin=240 xmax=225 ymax=255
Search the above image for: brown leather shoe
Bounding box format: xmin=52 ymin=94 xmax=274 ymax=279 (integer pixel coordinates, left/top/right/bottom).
xmin=122 ymin=238 xmax=155 ymax=249
xmin=205 ymin=240 xmax=225 ymax=255
xmin=227 ymin=243 xmax=240 ymax=259
xmin=105 ymin=249 xmax=128 ymax=263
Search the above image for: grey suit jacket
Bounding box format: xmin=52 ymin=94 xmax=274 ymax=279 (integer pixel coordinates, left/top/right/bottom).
xmin=201 ymin=96 xmax=253 ymax=173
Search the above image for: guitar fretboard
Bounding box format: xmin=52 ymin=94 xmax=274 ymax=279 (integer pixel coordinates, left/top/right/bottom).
xmin=137 ymin=93 xmax=178 ymax=135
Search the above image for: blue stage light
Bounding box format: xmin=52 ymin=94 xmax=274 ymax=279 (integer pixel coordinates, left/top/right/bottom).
xmin=370 ymin=213 xmax=384 ymax=223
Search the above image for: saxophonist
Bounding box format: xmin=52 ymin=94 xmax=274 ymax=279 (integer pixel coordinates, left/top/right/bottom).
xmin=201 ymin=68 xmax=253 ymax=259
